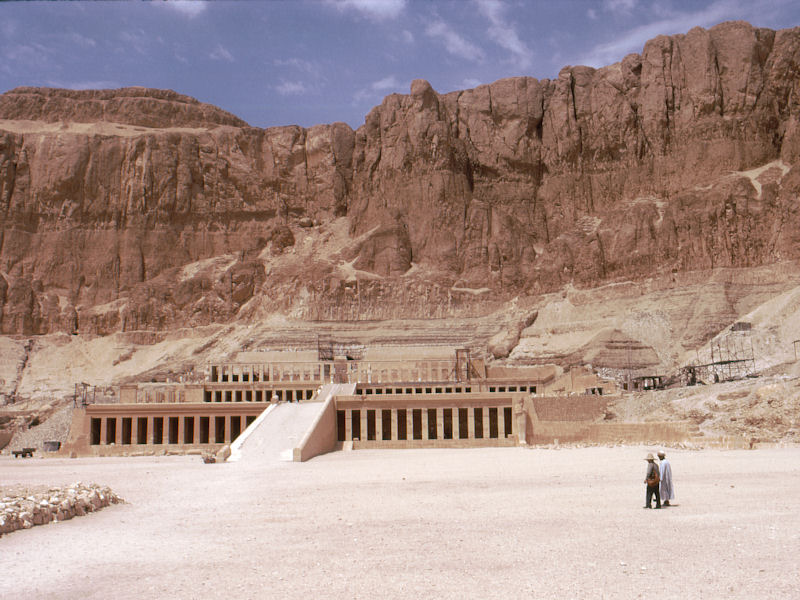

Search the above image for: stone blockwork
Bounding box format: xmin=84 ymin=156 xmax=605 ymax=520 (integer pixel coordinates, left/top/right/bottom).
xmin=1 ymin=22 xmax=800 ymax=335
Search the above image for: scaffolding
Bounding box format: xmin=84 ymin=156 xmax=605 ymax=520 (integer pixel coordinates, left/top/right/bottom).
xmin=681 ymin=328 xmax=757 ymax=385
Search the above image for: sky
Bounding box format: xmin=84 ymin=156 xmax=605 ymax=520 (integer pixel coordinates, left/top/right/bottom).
xmin=1 ymin=0 xmax=799 ymax=130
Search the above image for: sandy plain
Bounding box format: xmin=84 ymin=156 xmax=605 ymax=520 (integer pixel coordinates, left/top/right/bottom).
xmin=2 ymin=446 xmax=799 ymax=600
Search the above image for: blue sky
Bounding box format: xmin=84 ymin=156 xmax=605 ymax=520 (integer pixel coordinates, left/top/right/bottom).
xmin=1 ymin=0 xmax=798 ymax=129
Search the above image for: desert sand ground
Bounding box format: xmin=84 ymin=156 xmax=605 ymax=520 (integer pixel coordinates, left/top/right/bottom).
xmin=1 ymin=446 xmax=799 ymax=600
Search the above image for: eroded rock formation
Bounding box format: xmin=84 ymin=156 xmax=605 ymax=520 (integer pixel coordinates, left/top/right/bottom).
xmin=1 ymin=21 xmax=799 ymax=336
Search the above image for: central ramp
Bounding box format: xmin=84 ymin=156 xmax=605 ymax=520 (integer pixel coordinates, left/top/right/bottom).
xmin=233 ymin=402 xmax=326 ymax=464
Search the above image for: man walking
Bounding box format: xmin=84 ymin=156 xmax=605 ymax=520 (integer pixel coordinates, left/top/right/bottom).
xmin=644 ymin=453 xmax=661 ymax=509
xmin=658 ymin=450 xmax=674 ymax=506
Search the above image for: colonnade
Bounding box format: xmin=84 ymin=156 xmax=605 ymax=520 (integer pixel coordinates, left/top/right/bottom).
xmin=336 ymin=405 xmax=515 ymax=443
xmin=209 ymin=363 xmax=325 ymax=384
xmin=89 ymin=413 xmax=257 ymax=446
xmin=203 ymin=387 xmax=316 ymax=403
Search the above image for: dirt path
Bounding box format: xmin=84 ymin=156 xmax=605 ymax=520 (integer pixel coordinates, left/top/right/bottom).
xmin=1 ymin=446 xmax=799 ymax=599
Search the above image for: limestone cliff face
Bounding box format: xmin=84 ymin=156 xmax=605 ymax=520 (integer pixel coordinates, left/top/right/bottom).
xmin=1 ymin=21 xmax=800 ymax=335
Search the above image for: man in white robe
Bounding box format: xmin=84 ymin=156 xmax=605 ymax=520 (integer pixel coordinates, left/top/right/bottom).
xmin=658 ymin=451 xmax=674 ymax=506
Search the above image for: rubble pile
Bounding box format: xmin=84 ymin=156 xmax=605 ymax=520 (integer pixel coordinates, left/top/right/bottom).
xmin=0 ymin=482 xmax=123 ymax=537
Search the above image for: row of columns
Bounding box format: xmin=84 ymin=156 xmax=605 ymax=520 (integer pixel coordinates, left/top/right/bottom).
xmin=340 ymin=406 xmax=513 ymax=442
xmin=205 ymin=388 xmax=314 ymax=403
xmin=209 ymin=363 xmax=324 ymax=384
xmin=92 ymin=414 xmax=254 ymax=446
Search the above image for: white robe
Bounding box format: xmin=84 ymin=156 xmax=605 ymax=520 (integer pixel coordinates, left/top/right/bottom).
xmin=659 ymin=458 xmax=675 ymax=501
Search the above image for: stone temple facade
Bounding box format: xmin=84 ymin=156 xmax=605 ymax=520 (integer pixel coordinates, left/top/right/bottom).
xmin=64 ymin=345 xmax=701 ymax=460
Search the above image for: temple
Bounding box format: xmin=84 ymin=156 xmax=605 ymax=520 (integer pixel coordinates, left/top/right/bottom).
xmin=63 ymin=345 xmax=698 ymax=459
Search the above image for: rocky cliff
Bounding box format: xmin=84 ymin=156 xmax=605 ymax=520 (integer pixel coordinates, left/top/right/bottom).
xmin=1 ymin=21 xmax=799 ymax=338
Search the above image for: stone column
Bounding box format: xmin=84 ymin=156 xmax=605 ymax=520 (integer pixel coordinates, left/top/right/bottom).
xmin=146 ymin=417 xmax=153 ymax=445
xmin=209 ymin=415 xmax=216 ymax=444
xmin=99 ymin=417 xmax=108 ymax=445
xmin=374 ymin=410 xmax=381 ymax=440
xmin=391 ymin=410 xmax=398 ymax=441
xmin=131 ymin=416 xmax=139 ymax=445
xmin=178 ymin=416 xmax=185 ymax=444
xmin=468 ymin=408 xmax=475 ymax=439
xmin=406 ymin=409 xmax=413 ymax=442
xmin=436 ymin=408 xmax=444 ymax=440
xmin=345 ymin=410 xmax=352 ymax=441
xmin=360 ymin=409 xmax=368 ymax=442
xmin=499 ymin=407 xmax=506 ymax=438
xmin=224 ymin=416 xmax=232 ymax=443
xmin=193 ymin=415 xmax=201 ymax=444
xmin=422 ymin=408 xmax=429 ymax=440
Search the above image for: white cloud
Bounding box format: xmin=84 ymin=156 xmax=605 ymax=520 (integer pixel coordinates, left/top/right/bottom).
xmin=603 ymin=0 xmax=637 ymax=13
xmin=120 ymin=30 xmax=151 ymax=55
xmin=463 ymin=78 xmax=482 ymax=88
xmin=425 ymin=20 xmax=485 ymax=63
xmin=162 ymin=1 xmax=208 ymax=18
xmin=371 ymin=75 xmax=400 ymax=91
xmin=577 ymin=0 xmax=745 ymax=67
xmin=69 ymin=32 xmax=96 ymax=48
xmin=402 ymin=30 xmax=414 ymax=44
xmin=210 ymin=44 xmax=234 ymax=62
xmin=330 ymin=0 xmax=406 ymax=21
xmin=3 ymin=42 xmax=53 ymax=67
xmin=275 ymin=81 xmax=308 ymax=96
xmin=274 ymin=58 xmax=319 ymax=75
xmin=476 ymin=0 xmax=533 ymax=69
xmin=352 ymin=75 xmax=405 ymax=104
xmin=587 ymin=8 xmax=598 ymax=20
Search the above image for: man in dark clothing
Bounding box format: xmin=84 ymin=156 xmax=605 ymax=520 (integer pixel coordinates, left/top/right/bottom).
xmin=644 ymin=453 xmax=661 ymax=509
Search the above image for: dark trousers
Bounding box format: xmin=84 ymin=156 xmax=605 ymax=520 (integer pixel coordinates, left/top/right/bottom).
xmin=646 ymin=484 xmax=661 ymax=508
